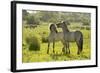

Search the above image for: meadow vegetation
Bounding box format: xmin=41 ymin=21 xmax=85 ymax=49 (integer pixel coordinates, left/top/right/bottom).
xmin=22 ymin=10 xmax=91 ymax=63
xmin=22 ymin=23 xmax=91 ymax=63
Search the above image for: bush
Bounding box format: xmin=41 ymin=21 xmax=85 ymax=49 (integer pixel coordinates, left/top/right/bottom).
xmin=86 ymin=27 xmax=90 ymax=30
xmin=26 ymin=36 xmax=40 ymax=51
xmin=42 ymin=36 xmax=48 ymax=43
xmin=22 ymin=41 xmax=27 ymax=49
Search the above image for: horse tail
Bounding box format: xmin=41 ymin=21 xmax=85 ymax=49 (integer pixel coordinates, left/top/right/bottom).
xmin=75 ymin=31 xmax=83 ymax=54
xmin=79 ymin=33 xmax=83 ymax=53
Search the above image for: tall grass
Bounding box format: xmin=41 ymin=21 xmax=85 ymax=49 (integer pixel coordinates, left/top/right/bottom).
xmin=22 ymin=23 xmax=91 ymax=63
xmin=22 ymin=28 xmax=40 ymax=51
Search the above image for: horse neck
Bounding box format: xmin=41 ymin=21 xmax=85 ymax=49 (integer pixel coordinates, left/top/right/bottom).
xmin=62 ymin=25 xmax=69 ymax=33
xmin=50 ymin=30 xmax=58 ymax=34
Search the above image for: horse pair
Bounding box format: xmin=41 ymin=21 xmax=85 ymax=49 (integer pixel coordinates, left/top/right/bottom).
xmin=47 ymin=21 xmax=83 ymax=55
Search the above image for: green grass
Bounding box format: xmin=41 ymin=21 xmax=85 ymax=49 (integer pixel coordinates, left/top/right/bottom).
xmin=22 ymin=23 xmax=91 ymax=63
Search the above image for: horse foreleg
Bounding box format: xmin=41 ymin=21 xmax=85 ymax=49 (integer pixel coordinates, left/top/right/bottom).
xmin=62 ymin=46 xmax=65 ymax=54
xmin=65 ymin=42 xmax=70 ymax=54
xmin=53 ymin=40 xmax=55 ymax=54
xmin=65 ymin=42 xmax=68 ymax=54
xmin=47 ymin=42 xmax=50 ymax=54
xmin=67 ymin=42 xmax=70 ymax=54
xmin=61 ymin=40 xmax=66 ymax=54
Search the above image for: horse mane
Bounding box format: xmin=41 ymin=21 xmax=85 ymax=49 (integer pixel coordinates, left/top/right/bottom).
xmin=49 ymin=23 xmax=58 ymax=33
xmin=62 ymin=21 xmax=69 ymax=32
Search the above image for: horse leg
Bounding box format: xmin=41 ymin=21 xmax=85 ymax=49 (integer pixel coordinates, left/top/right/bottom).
xmin=69 ymin=43 xmax=70 ymax=54
xmin=65 ymin=41 xmax=70 ymax=54
xmin=47 ymin=42 xmax=50 ymax=54
xmin=67 ymin=42 xmax=70 ymax=54
xmin=79 ymin=35 xmax=83 ymax=53
xmin=76 ymin=41 xmax=81 ymax=55
xmin=61 ymin=40 xmax=65 ymax=54
xmin=62 ymin=46 xmax=66 ymax=54
xmin=65 ymin=42 xmax=68 ymax=54
xmin=53 ymin=40 xmax=55 ymax=54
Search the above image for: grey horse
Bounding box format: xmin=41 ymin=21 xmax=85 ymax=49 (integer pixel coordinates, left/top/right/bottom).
xmin=47 ymin=23 xmax=69 ymax=54
xmin=56 ymin=21 xmax=83 ymax=54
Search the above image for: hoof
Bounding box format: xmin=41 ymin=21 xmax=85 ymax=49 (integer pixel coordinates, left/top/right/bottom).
xmin=77 ymin=52 xmax=80 ymax=55
xmin=53 ymin=51 xmax=55 ymax=54
xmin=47 ymin=52 xmax=49 ymax=54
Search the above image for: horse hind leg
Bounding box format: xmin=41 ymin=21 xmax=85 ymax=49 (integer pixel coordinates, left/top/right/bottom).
xmin=76 ymin=41 xmax=81 ymax=55
xmin=80 ymin=36 xmax=83 ymax=53
xmin=77 ymin=40 xmax=83 ymax=55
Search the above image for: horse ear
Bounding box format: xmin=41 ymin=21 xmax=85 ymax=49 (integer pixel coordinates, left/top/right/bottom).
xmin=63 ymin=21 xmax=66 ymax=24
xmin=61 ymin=21 xmax=64 ymax=23
xmin=61 ymin=21 xmax=66 ymax=24
xmin=64 ymin=20 xmax=70 ymax=25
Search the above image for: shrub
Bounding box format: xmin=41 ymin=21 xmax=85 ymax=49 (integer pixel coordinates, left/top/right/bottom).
xmin=22 ymin=41 xmax=27 ymax=49
xmin=42 ymin=36 xmax=48 ymax=43
xmin=86 ymin=27 xmax=90 ymax=30
xmin=81 ymin=27 xmax=85 ymax=30
xmin=26 ymin=35 xmax=40 ymax=51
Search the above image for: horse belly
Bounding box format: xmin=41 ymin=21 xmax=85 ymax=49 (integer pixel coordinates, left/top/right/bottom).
xmin=54 ymin=33 xmax=63 ymax=41
xmin=48 ymin=34 xmax=54 ymax=42
xmin=66 ymin=33 xmax=75 ymax=42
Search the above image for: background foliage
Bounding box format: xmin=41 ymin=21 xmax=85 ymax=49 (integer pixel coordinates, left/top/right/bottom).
xmin=22 ymin=10 xmax=91 ymax=25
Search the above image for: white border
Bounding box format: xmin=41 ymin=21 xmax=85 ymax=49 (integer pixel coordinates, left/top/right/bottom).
xmin=16 ymin=3 xmax=96 ymax=70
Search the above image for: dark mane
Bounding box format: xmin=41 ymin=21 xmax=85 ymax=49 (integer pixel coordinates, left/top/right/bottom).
xmin=62 ymin=21 xmax=69 ymax=32
xmin=49 ymin=24 xmax=58 ymax=33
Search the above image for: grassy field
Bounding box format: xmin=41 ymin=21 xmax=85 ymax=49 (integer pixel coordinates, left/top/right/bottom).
xmin=22 ymin=23 xmax=91 ymax=63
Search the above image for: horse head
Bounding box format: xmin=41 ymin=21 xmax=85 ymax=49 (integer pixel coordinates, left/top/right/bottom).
xmin=56 ymin=21 xmax=70 ymax=32
xmin=49 ymin=23 xmax=58 ymax=33
xmin=56 ymin=21 xmax=67 ymax=28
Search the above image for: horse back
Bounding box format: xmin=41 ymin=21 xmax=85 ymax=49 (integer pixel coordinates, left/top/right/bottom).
xmin=64 ymin=31 xmax=83 ymax=42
